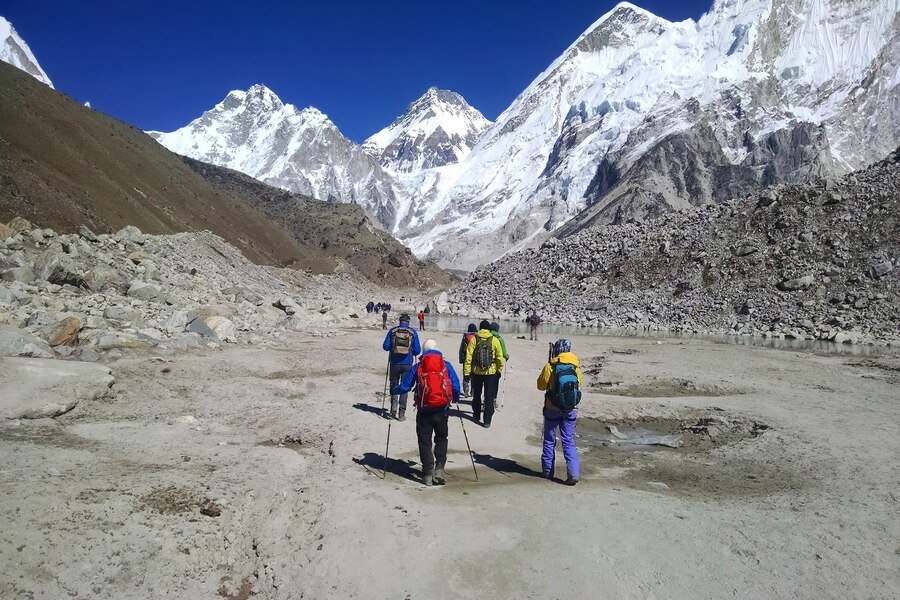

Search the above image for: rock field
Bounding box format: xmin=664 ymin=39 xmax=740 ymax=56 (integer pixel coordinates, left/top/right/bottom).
xmin=448 ymin=149 xmax=899 ymax=346
xmin=0 ymin=220 xmax=384 ymax=369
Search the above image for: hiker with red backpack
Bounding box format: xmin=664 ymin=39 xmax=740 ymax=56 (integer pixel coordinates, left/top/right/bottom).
xmin=536 ymin=339 xmax=583 ymax=486
xmin=457 ymin=323 xmax=477 ymax=397
xmin=464 ymin=320 xmax=505 ymax=427
xmin=392 ymin=339 xmax=461 ymax=486
xmin=382 ymin=314 xmax=421 ymax=421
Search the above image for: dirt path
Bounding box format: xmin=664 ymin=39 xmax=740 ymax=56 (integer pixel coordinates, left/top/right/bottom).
xmin=1 ymin=328 xmax=898 ymax=599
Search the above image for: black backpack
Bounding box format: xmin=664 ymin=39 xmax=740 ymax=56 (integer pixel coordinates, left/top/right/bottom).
xmin=473 ymin=336 xmax=494 ymax=371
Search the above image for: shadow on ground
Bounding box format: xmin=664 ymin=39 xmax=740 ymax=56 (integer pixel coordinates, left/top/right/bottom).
xmin=472 ymin=453 xmax=544 ymax=479
xmin=354 ymin=452 xmax=420 ymax=483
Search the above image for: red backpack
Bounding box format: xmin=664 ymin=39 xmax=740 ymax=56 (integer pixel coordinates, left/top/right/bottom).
xmin=415 ymin=353 xmax=453 ymax=409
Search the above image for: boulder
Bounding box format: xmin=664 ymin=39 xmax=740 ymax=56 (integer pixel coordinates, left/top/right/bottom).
xmin=127 ymin=280 xmax=162 ymax=301
xmin=777 ymin=275 xmax=816 ymax=291
xmin=7 ymin=218 xmax=32 ymax=235
xmin=274 ymin=297 xmax=301 ymax=316
xmin=869 ymin=260 xmax=893 ymax=279
xmin=0 ymin=223 xmax=12 ymax=240
xmin=185 ymin=316 xmax=218 ymax=339
xmin=0 ymin=266 xmax=35 ymax=284
xmin=48 ymin=316 xmax=83 ymax=347
xmin=78 ymin=225 xmax=100 ymax=242
xmin=115 ymin=225 xmax=145 ymax=245
xmin=84 ymin=263 xmax=124 ymax=291
xmin=0 ymin=357 xmax=114 ymax=419
xmin=0 ymin=326 xmax=54 ymax=358
xmin=202 ymin=316 xmax=237 ymax=343
xmin=733 ymin=243 xmax=758 ymax=257
xmin=35 ymin=253 xmax=85 ymax=287
xmin=103 ymin=305 xmax=140 ymax=323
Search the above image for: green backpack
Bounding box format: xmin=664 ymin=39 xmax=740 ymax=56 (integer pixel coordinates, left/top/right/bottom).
xmin=473 ymin=337 xmax=494 ymax=371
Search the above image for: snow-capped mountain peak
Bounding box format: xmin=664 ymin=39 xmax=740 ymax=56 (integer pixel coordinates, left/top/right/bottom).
xmin=0 ymin=16 xmax=53 ymax=88
xmin=364 ymin=87 xmax=491 ymax=172
xmin=150 ymin=85 xmax=400 ymax=228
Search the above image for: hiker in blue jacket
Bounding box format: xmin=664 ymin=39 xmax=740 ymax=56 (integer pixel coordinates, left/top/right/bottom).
xmin=392 ymin=339 xmax=461 ymax=485
xmin=382 ymin=313 xmax=421 ymax=421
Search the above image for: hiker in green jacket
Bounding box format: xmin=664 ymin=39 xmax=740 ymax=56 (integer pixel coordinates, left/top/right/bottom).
xmin=489 ymin=321 xmax=509 ymax=361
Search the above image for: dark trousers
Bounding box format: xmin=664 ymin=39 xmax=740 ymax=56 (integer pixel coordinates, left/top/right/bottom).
xmin=389 ymin=363 xmax=411 ymax=413
xmin=416 ymin=408 xmax=449 ymax=473
xmin=472 ymin=373 xmax=500 ymax=424
xmin=419 ymin=320 xmax=425 ymax=331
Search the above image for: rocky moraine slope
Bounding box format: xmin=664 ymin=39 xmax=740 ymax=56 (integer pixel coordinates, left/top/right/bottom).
xmin=449 ymin=150 xmax=899 ymax=345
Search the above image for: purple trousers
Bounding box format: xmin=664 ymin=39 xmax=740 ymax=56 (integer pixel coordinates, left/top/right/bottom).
xmin=542 ymin=408 xmax=580 ymax=479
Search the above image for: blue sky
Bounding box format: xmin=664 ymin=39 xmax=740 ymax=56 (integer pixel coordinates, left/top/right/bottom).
xmin=3 ymin=0 xmax=714 ymax=142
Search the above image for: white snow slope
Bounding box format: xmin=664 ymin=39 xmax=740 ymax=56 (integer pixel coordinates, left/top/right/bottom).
xmin=0 ymin=16 xmax=53 ymax=88
xmin=150 ymin=1 xmax=899 ymax=271
xmin=149 ymin=84 xmax=399 ymax=227
xmin=363 ymin=87 xmax=491 ymax=173
xmin=402 ymin=0 xmax=900 ymax=269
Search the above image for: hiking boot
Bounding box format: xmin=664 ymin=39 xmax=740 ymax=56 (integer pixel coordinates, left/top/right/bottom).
xmin=565 ymin=476 xmax=580 ymax=486
xmin=434 ymin=466 xmax=446 ymax=485
xmin=398 ymin=411 xmax=406 ymax=422
xmin=483 ymin=420 xmax=491 ymax=429
xmin=389 ymin=410 xmax=397 ymax=420
xmin=423 ymin=471 xmax=433 ymax=486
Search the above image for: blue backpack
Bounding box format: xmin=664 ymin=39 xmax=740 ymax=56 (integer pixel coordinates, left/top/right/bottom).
xmin=553 ymin=362 xmax=581 ymax=410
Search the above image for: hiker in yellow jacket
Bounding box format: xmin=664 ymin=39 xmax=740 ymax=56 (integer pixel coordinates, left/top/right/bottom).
xmin=537 ymin=339 xmax=583 ymax=485
xmin=464 ymin=319 xmax=505 ymax=427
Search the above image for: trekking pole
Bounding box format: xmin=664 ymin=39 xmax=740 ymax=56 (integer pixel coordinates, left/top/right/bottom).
xmin=454 ymin=399 xmax=479 ymax=482
xmin=382 ymin=421 xmax=392 ymax=479
xmin=499 ymin=361 xmax=510 ymax=411
xmin=381 ymin=355 xmax=391 ymax=418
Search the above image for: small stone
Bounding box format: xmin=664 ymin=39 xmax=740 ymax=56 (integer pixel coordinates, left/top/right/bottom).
xmin=48 ymin=316 xmax=82 ymax=347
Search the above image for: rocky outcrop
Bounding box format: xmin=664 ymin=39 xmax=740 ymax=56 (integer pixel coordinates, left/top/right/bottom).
xmin=449 ymin=149 xmax=900 ymax=345
xmin=0 ymin=223 xmax=388 ymax=363
xmin=0 ymin=357 xmax=114 ymax=419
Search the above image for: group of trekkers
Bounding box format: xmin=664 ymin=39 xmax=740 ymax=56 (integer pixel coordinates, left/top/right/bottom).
xmin=381 ymin=313 xmax=581 ymax=487
xmin=367 ymin=302 xmax=394 ymax=329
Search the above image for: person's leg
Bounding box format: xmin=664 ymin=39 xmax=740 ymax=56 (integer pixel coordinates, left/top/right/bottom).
xmin=471 ymin=375 xmax=484 ymax=421
xmin=482 ymin=373 xmax=500 ymax=427
xmin=416 ymin=412 xmax=435 ymax=483
xmin=559 ymin=411 xmax=580 ymax=482
xmin=388 ymin=363 xmax=401 ymax=418
xmin=541 ymin=408 xmax=560 ymax=478
xmin=396 ymin=363 xmax=411 ymax=419
xmin=433 ymin=410 xmax=449 ymax=484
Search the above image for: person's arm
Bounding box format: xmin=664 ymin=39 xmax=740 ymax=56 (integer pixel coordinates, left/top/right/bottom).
xmin=499 ymin=336 xmax=509 ymax=360
xmin=537 ymin=363 xmax=552 ymax=391
xmin=464 ymin=337 xmax=475 ymax=376
xmin=392 ymin=363 xmax=418 ymax=395
xmin=382 ymin=329 xmax=393 ymax=351
xmin=493 ymin=337 xmax=505 ymax=373
xmin=446 ymin=363 xmax=461 ymax=402
xmin=576 ymin=363 xmax=583 ymax=387
xmin=411 ymin=330 xmax=421 ymax=356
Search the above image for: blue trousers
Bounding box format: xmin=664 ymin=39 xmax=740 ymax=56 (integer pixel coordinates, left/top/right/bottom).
xmin=542 ymin=408 xmax=579 ymax=478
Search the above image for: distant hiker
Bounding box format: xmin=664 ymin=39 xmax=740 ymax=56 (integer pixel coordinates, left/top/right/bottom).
xmin=392 ymin=339 xmax=460 ymax=486
xmin=458 ymin=323 xmax=477 ymax=398
xmin=382 ymin=310 xmax=388 ymax=329
xmin=489 ymin=321 xmax=509 ymax=361
xmin=464 ymin=320 xmax=505 ymax=427
xmin=366 ymin=301 xmax=374 ymax=314
xmin=382 ymin=314 xmax=421 ymax=420
xmin=375 ymin=303 xmax=382 ymax=314
xmin=385 ymin=303 xmax=392 ymax=312
xmin=417 ymin=310 xmax=426 ymax=331
xmin=527 ymin=310 xmax=542 ymax=341
xmin=536 ymin=339 xmax=583 ymax=485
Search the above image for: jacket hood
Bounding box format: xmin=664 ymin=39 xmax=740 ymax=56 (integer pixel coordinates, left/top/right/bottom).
xmin=552 ymin=352 xmax=580 ymax=366
xmin=476 ymin=329 xmax=493 ymax=339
